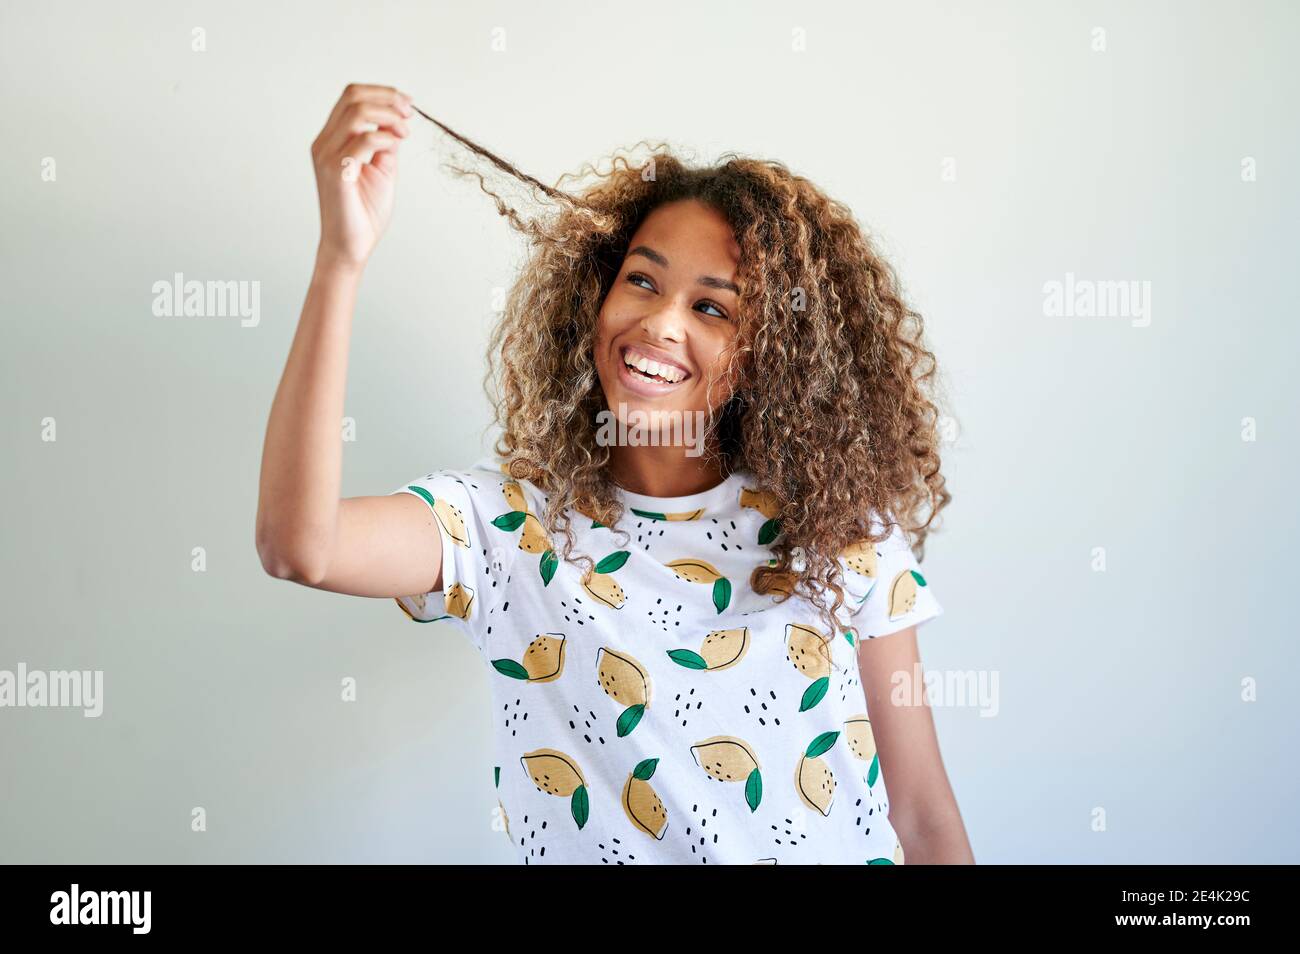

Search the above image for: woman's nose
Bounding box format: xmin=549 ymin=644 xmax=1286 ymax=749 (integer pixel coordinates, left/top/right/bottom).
xmin=638 ymin=299 xmax=687 ymax=341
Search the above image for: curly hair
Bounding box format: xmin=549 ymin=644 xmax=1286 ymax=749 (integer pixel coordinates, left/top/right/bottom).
xmin=413 ymin=106 xmax=953 ymax=665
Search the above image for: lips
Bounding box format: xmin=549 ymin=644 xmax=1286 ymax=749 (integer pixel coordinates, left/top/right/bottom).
xmin=620 ymin=345 xmax=690 ymax=386
xmin=616 ymin=343 xmax=691 ymax=395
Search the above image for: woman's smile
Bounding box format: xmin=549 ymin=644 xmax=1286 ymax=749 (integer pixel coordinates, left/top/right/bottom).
xmin=616 ymin=343 xmax=692 ymax=396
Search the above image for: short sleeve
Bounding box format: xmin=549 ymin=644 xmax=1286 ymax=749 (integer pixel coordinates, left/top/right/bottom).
xmin=841 ymin=520 xmax=944 ymax=639
xmin=388 ymin=470 xmax=503 ymax=655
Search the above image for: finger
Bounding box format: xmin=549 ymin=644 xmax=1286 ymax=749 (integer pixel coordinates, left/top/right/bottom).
xmin=325 ymin=102 xmax=410 ymax=147
xmin=326 ymin=83 xmax=412 ymax=128
xmin=314 ymin=85 xmax=411 ymax=171
xmin=371 ymin=147 xmax=398 ymax=177
xmin=319 ymin=106 xmax=409 ymax=157
xmin=341 ymin=129 xmax=401 ymax=169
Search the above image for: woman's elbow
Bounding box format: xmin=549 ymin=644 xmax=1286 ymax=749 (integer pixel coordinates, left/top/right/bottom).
xmin=255 ymin=531 xmax=326 ymax=586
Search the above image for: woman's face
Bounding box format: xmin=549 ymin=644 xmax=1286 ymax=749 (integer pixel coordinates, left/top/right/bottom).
xmin=594 ymin=198 xmax=744 ymax=432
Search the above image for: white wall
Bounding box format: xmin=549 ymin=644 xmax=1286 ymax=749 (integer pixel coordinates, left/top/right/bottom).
xmin=1 ymin=0 xmax=1296 ymax=863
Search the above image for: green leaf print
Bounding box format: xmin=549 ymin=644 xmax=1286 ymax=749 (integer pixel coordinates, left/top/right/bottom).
xmin=758 ymin=518 xmax=781 ymax=545
xmin=591 ymin=519 xmax=605 ymax=529
xmin=633 ymin=758 xmax=659 ymax=780
xmin=571 ymin=784 xmax=589 ymax=830
xmin=493 ymin=766 xmax=500 ymax=788
xmin=799 ymin=677 xmax=830 ymax=712
xmin=806 ymin=730 xmax=839 ymax=759
xmin=595 ymin=550 xmax=631 ymax=574
xmin=490 ymin=658 xmax=530 ymax=680
xmin=712 ymin=577 xmax=732 ymax=614
xmin=667 ymin=649 xmax=709 ymax=670
xmin=406 ymin=485 xmax=436 ymax=508
xmin=539 ymin=549 xmax=558 ymax=586
xmin=867 ymin=752 xmax=880 ymax=788
xmin=910 ymin=569 xmax=927 ymax=587
xmin=745 ymin=768 xmax=763 ymax=812
xmin=491 ymin=511 xmax=527 ymax=532
xmin=866 ymin=857 xmax=895 ymax=865
xmin=630 ymin=508 xmax=667 ymax=521
xmin=844 ymin=630 xmax=856 ymax=647
xmin=404 ymin=613 xmax=453 ymax=624
xmin=616 ymin=704 xmax=645 ymax=738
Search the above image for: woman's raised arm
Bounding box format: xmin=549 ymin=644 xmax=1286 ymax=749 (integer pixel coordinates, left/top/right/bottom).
xmin=254 ymin=83 xmax=443 ymax=598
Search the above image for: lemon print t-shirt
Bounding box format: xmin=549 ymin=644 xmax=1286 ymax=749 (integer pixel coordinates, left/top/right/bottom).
xmin=389 ymin=456 xmax=944 ymax=865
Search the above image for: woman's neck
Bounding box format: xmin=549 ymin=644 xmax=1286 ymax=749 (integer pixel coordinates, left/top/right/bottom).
xmin=607 ymin=444 xmax=730 ymax=498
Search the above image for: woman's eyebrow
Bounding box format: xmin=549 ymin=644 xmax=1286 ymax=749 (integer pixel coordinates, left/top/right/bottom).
xmin=627 ymin=245 xmax=740 ymax=295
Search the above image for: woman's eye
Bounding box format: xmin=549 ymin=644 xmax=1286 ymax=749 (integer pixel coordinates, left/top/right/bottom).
xmin=626 ymin=272 xmax=728 ymax=320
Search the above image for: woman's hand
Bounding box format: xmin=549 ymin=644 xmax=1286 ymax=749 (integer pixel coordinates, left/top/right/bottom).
xmin=310 ymin=83 xmax=413 ymax=270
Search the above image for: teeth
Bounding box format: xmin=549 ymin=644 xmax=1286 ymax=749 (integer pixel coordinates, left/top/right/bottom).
xmin=625 ymin=352 xmax=683 ymax=383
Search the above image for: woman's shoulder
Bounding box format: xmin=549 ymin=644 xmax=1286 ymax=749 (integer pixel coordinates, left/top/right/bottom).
xmin=456 ymin=454 xmax=549 ymax=516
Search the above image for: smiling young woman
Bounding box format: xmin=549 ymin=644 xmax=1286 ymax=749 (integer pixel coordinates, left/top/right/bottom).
xmin=255 ymin=83 xmax=973 ymax=865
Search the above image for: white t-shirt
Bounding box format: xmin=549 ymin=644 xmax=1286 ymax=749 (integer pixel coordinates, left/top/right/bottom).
xmin=389 ymin=456 xmax=943 ymax=865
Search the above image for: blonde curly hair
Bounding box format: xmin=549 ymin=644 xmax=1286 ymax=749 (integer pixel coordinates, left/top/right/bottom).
xmin=416 ymin=108 xmax=953 ymax=662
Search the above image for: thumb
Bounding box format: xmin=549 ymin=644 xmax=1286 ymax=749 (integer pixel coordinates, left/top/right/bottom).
xmin=371 ymin=148 xmax=398 ymax=177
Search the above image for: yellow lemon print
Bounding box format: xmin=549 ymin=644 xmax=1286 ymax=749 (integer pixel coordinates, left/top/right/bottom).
xmin=520 ymin=748 xmax=590 ymax=830
xmin=740 ymin=487 xmax=782 ymax=544
xmin=518 ymin=515 xmax=549 ymax=554
xmin=666 ymin=558 xmax=723 ymax=583
xmin=582 ymin=570 xmax=626 ymax=608
xmin=493 ymin=480 xmax=557 ymax=583
xmin=887 ymin=568 xmax=927 ymax=619
xmin=622 ymin=758 xmax=668 ymax=839
xmin=403 ymin=485 xmax=471 ymax=548
xmin=665 ymin=558 xmax=732 ymax=614
xmin=490 ymin=633 xmax=566 ymax=682
xmin=432 ymin=499 xmax=469 ymax=548
xmin=739 ymin=487 xmax=780 ymax=519
xmin=667 ymin=627 xmax=750 ymax=671
xmin=843 ymin=715 xmax=878 ymax=763
xmin=596 ymin=647 xmax=651 ymax=736
xmin=630 ymin=507 xmax=705 ymax=521
xmin=499 ymin=482 xmax=551 ymax=554
xmin=845 ymin=714 xmax=881 ymax=787
xmin=690 ymin=735 xmax=762 ymax=812
xmin=786 ymin=623 xmax=832 ymax=711
xmin=502 ymin=480 xmax=528 ymax=513
xmin=794 ymin=730 xmax=839 ymax=817
xmin=841 ymin=539 xmax=879 ymax=579
xmin=786 ymin=623 xmax=832 ymax=679
xmin=582 ymin=551 xmax=630 ymax=609
xmin=443 ymin=582 xmax=474 ymax=620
